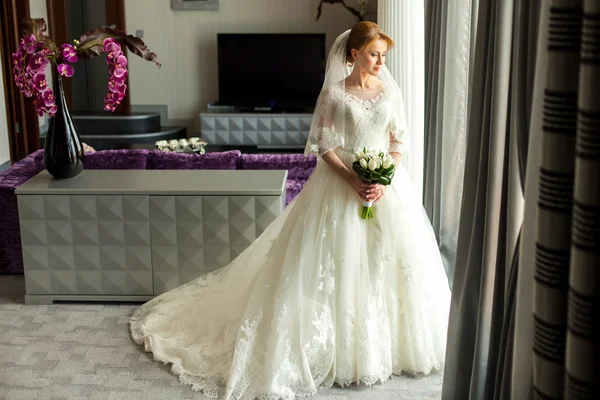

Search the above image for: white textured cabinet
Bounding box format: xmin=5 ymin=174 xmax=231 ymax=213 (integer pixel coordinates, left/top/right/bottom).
xmin=16 ymin=170 xmax=287 ymax=304
xmin=200 ymin=112 xmax=313 ymax=148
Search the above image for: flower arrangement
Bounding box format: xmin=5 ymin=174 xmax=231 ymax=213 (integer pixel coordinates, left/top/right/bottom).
xmin=11 ymin=18 xmax=160 ymax=117
xmin=352 ymin=148 xmax=396 ymax=219
xmin=155 ymin=138 xmax=207 ymax=154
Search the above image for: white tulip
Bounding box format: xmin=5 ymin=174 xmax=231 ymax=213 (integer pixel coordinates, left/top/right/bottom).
xmin=368 ymin=159 xmax=377 ymax=171
xmin=360 ymin=159 xmax=368 ymax=169
xmin=383 ymin=155 xmax=393 ymax=169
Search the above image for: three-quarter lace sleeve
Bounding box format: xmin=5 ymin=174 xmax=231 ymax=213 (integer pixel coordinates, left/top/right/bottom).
xmin=388 ymin=91 xmax=410 ymax=155
xmin=305 ymin=89 xmax=344 ymax=157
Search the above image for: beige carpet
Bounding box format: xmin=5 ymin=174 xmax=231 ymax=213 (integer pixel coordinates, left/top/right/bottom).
xmin=0 ymin=275 xmax=443 ymax=400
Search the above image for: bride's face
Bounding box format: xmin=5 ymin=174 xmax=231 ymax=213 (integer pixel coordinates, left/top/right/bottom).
xmin=354 ymin=39 xmax=387 ymax=76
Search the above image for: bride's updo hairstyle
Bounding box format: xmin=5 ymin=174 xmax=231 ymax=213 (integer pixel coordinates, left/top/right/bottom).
xmin=345 ymin=21 xmax=394 ymax=65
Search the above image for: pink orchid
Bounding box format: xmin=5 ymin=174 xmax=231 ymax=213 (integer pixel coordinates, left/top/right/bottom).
xmin=33 ymin=72 xmax=48 ymax=89
xmin=61 ymin=44 xmax=78 ymax=63
xmin=27 ymin=52 xmax=48 ymax=73
xmin=11 ymin=18 xmax=160 ymax=117
xmin=57 ymin=63 xmax=74 ymax=77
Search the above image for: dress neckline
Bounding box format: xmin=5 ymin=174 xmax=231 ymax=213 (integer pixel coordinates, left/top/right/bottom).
xmin=344 ymin=85 xmax=385 ymax=95
xmin=343 ymin=86 xmax=387 ymax=104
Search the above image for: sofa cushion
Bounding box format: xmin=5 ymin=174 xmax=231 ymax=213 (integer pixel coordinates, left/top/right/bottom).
xmin=33 ymin=152 xmax=44 ymax=170
xmin=84 ymin=149 xmax=149 ymax=169
xmin=1 ymin=150 xmax=44 ymax=193
xmin=0 ymin=150 xmax=45 ymax=275
xmin=148 ymin=150 xmax=241 ymax=170
xmin=285 ymin=179 xmax=306 ymax=206
xmin=34 ymin=149 xmax=149 ymax=170
xmin=238 ymin=153 xmax=317 ymax=179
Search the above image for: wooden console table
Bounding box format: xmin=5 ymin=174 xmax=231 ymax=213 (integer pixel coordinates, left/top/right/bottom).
xmin=15 ymin=169 xmax=287 ymax=304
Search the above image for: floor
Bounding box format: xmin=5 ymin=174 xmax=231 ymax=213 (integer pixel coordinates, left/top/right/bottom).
xmin=0 ymin=275 xmax=443 ymax=400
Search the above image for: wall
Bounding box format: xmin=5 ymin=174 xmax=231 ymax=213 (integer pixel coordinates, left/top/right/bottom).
xmin=0 ymin=49 xmax=11 ymax=165
xmin=29 ymin=0 xmax=51 ymax=134
xmin=29 ymin=0 xmax=49 ymax=30
xmin=124 ymin=0 xmax=366 ymax=133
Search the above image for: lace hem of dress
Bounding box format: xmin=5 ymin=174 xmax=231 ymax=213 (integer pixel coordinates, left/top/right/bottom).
xmin=130 ymin=319 xmax=442 ymax=400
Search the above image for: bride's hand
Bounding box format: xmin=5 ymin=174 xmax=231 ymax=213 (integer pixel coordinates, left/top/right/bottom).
xmin=372 ymin=184 xmax=387 ymax=203
xmin=348 ymin=175 xmax=377 ymax=202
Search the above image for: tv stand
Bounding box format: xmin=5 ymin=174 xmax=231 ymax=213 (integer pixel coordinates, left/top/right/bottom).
xmin=200 ymin=109 xmax=313 ymax=150
xmin=251 ymin=106 xmax=273 ymax=112
xmin=235 ymin=107 xmax=278 ymax=114
xmin=234 ymin=107 xmax=313 ymax=114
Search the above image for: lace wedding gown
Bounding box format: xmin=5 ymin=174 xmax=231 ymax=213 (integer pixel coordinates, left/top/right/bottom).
xmin=129 ymin=83 xmax=451 ymax=399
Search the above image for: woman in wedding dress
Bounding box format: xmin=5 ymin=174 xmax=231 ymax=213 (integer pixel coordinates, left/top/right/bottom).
xmin=130 ymin=22 xmax=451 ymax=399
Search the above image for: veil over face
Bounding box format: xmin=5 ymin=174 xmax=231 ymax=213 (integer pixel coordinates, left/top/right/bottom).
xmin=304 ymin=29 xmax=410 ymax=159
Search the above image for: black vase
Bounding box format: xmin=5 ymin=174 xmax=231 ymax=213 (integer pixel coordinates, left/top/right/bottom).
xmin=44 ymin=75 xmax=84 ymax=179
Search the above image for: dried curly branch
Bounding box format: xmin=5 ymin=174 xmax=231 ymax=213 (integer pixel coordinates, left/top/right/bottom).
xmin=316 ymin=0 xmax=365 ymax=22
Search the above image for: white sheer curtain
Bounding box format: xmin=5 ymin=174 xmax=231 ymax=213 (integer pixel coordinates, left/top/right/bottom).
xmin=422 ymin=0 xmax=474 ymax=280
xmin=438 ymin=0 xmax=475 ymax=278
xmin=377 ymin=0 xmax=425 ymax=203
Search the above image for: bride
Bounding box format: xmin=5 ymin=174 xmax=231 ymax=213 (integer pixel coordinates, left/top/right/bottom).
xmin=130 ymin=21 xmax=451 ymax=399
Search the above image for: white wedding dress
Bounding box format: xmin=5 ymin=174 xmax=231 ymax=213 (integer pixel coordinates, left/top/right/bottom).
xmin=129 ymin=82 xmax=451 ymax=400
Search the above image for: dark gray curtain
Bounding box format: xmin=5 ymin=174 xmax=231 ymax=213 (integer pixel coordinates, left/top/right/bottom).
xmin=531 ymin=0 xmax=600 ymax=398
xmin=440 ymin=0 xmax=541 ymax=398
xmin=492 ymin=0 xmax=541 ymax=398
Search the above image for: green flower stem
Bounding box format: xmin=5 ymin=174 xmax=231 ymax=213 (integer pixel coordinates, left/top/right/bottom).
xmin=359 ymin=206 xmax=374 ymax=220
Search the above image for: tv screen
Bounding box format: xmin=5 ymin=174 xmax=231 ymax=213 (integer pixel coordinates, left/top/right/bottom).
xmin=217 ymin=33 xmax=326 ymax=110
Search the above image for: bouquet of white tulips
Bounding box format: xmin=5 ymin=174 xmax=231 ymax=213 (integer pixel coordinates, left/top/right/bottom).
xmin=352 ymin=148 xmax=396 ymax=219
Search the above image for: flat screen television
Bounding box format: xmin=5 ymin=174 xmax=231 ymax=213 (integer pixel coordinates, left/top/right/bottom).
xmin=217 ymin=33 xmax=326 ymax=112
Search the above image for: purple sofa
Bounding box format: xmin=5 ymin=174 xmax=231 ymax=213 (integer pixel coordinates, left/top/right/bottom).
xmin=0 ymin=149 xmax=316 ymax=274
